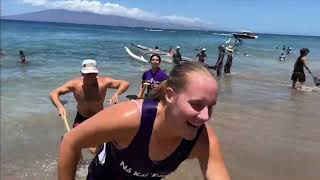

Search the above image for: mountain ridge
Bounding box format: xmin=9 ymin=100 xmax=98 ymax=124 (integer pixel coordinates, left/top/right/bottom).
xmin=1 ymin=9 xmax=212 ymax=31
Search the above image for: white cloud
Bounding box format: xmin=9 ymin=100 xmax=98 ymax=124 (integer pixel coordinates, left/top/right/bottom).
xmin=162 ymin=15 xmax=211 ymax=26
xmin=23 ymin=0 xmax=49 ymax=6
xmin=22 ymin=0 xmax=210 ymax=27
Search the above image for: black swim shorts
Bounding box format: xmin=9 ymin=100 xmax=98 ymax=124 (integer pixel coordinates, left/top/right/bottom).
xmin=73 ymin=112 xmax=88 ymax=128
xmin=291 ymin=72 xmax=305 ymax=82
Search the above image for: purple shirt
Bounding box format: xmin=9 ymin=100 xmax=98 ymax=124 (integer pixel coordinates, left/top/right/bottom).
xmin=142 ymin=68 xmax=168 ymax=94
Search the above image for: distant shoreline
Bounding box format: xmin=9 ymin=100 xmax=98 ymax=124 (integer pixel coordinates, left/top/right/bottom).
xmin=1 ymin=19 xmax=319 ymax=38
xmin=0 ymin=19 xmax=213 ymax=33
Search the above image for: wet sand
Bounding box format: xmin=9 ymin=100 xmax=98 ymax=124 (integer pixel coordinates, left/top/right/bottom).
xmin=1 ymin=77 xmax=320 ymax=180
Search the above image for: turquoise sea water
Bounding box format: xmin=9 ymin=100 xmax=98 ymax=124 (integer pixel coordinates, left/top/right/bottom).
xmin=1 ymin=20 xmax=320 ymax=179
xmin=1 ymin=20 xmax=319 ymax=120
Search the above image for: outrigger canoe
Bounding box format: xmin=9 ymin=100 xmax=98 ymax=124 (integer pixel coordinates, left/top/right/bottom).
xmin=128 ymin=43 xmax=193 ymax=64
xmin=125 ymin=44 xmax=216 ymax=69
xmin=124 ymin=47 xmax=148 ymax=63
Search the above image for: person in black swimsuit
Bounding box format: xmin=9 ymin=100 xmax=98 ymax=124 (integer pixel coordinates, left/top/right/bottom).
xmin=291 ymin=48 xmax=312 ymax=89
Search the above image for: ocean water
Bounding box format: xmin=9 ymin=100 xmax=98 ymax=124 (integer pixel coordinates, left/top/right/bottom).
xmin=1 ymin=20 xmax=319 ymax=119
xmin=1 ymin=20 xmax=320 ymax=180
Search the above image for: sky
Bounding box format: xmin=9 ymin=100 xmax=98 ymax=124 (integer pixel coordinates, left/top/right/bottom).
xmin=1 ymin=0 xmax=319 ymax=36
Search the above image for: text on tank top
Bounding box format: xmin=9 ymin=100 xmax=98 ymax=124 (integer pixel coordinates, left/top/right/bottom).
xmin=92 ymin=99 xmax=204 ymax=179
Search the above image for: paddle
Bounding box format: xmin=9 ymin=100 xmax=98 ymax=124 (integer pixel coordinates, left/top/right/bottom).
xmin=60 ymin=113 xmax=70 ymax=141
xmin=62 ymin=114 xmax=71 ymax=132
xmin=60 ymin=113 xmax=87 ymax=162
xmin=312 ymin=75 xmax=320 ymax=86
xmin=309 ymin=72 xmax=320 ymax=87
xmin=126 ymin=95 xmax=138 ymax=100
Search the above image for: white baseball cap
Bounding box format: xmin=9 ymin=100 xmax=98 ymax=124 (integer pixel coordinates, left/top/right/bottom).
xmin=81 ymin=59 xmax=99 ymax=74
xmin=176 ymin=46 xmax=180 ymax=49
xmin=201 ymin=48 xmax=206 ymax=51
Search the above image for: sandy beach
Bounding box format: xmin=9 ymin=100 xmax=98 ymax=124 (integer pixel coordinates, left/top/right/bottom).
xmin=2 ymin=76 xmax=320 ymax=180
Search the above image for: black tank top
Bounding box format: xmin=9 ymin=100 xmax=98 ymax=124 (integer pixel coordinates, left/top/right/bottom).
xmin=293 ymin=56 xmax=304 ymax=73
xmin=87 ymin=99 xmax=204 ymax=180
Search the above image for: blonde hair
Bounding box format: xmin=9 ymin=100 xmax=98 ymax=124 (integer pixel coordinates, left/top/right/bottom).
xmin=148 ymin=61 xmax=212 ymax=101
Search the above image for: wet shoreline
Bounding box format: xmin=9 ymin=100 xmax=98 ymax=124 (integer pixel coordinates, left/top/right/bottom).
xmin=2 ymin=80 xmax=320 ymax=180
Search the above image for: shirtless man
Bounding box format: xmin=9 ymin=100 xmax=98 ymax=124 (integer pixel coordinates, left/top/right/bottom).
xmin=194 ymin=48 xmax=207 ymax=63
xmin=50 ymin=59 xmax=130 ymax=128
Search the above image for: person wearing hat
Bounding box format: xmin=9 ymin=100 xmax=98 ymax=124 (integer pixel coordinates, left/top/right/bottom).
xmin=215 ymin=46 xmax=225 ymax=77
xmin=224 ymin=45 xmax=234 ymax=74
xmin=291 ymin=48 xmax=312 ymax=89
xmin=194 ymin=48 xmax=207 ymax=63
xmin=172 ymin=46 xmax=182 ymax=65
xmin=50 ymin=59 xmax=130 ymax=129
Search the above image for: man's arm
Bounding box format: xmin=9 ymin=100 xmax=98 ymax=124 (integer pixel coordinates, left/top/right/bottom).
xmin=59 ymin=100 xmax=141 ymax=180
xmin=106 ymin=78 xmax=130 ymax=104
xmin=302 ymin=58 xmax=312 ymax=74
xmin=204 ymin=54 xmax=207 ymax=61
xmin=49 ymin=80 xmax=74 ymax=117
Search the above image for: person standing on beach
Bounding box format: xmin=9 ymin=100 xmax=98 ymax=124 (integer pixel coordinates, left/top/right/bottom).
xmin=137 ymin=54 xmax=168 ymax=99
xmin=19 ymin=50 xmax=27 ymax=64
xmin=58 ymin=61 xmax=230 ymax=180
xmin=291 ymin=48 xmax=312 ymax=89
xmin=172 ymin=46 xmax=182 ymax=65
xmin=50 ymin=59 xmax=130 ymax=129
xmin=194 ymin=48 xmax=207 ymax=63
xmin=224 ymin=45 xmax=234 ymax=74
xmin=215 ymin=46 xmax=225 ymax=77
